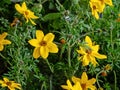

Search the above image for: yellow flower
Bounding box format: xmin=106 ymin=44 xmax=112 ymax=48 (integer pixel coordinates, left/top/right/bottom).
xmin=61 ymin=80 xmax=82 ymax=90
xmin=89 ymin=1 xmax=103 ymax=19
xmin=77 ymin=36 xmax=107 ymax=66
xmin=0 ymin=78 xmax=21 ymax=90
xmin=72 ymin=72 xmax=96 ymax=90
xmin=0 ymin=32 xmax=11 ymax=51
xmin=104 ymin=64 xmax=111 ymax=71
xmin=28 ymin=30 xmax=58 ymax=59
xmin=15 ymin=2 xmax=39 ymax=25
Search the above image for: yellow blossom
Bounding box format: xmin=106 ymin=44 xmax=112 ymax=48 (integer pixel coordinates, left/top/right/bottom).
xmin=89 ymin=0 xmax=103 ymax=19
xmin=0 ymin=78 xmax=21 ymax=90
xmin=61 ymin=80 xmax=82 ymax=90
xmin=28 ymin=30 xmax=58 ymax=59
xmin=0 ymin=32 xmax=11 ymax=51
xmin=104 ymin=64 xmax=111 ymax=71
xmin=15 ymin=2 xmax=39 ymax=25
xmin=77 ymin=36 xmax=107 ymax=66
xmin=72 ymin=72 xmax=96 ymax=90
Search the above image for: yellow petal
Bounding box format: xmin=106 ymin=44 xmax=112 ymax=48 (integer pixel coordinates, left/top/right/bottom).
xmin=105 ymin=0 xmax=113 ymax=6
xmin=2 ymin=40 xmax=11 ymax=45
xmin=90 ymin=56 xmax=98 ymax=67
xmin=66 ymin=80 xmax=73 ymax=89
xmin=3 ymin=78 xmax=9 ymax=82
xmin=0 ymin=45 xmax=4 ymax=51
xmin=29 ymin=19 xmax=37 ymax=25
xmin=81 ymin=72 xmax=88 ymax=84
xmin=72 ymin=76 xmax=81 ymax=84
xmin=47 ymin=42 xmax=58 ymax=53
xmin=0 ymin=32 xmax=7 ymax=41
xmin=93 ymin=52 xmax=107 ymax=59
xmin=15 ymin=4 xmax=24 ymax=14
xmin=82 ymin=55 xmax=90 ymax=66
xmin=91 ymin=45 xmax=99 ymax=52
xmin=87 ymin=78 xmax=96 ymax=85
xmin=61 ymin=85 xmax=70 ymax=89
xmin=33 ymin=47 xmax=40 ymax=58
xmin=44 ymin=33 xmax=55 ymax=43
xmin=85 ymin=36 xmax=92 ymax=46
xmin=22 ymin=2 xmax=27 ymax=10
xmin=73 ymin=82 xmax=82 ymax=90
xmin=77 ymin=47 xmax=86 ymax=55
xmin=28 ymin=39 xmax=40 ymax=47
xmin=36 ymin=30 xmax=44 ymax=42
xmin=87 ymin=85 xmax=96 ymax=90
xmin=40 ymin=46 xmax=49 ymax=59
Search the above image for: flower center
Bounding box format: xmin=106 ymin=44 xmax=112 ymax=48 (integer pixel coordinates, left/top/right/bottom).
xmin=86 ymin=49 xmax=92 ymax=54
xmin=93 ymin=5 xmax=96 ymax=10
xmin=25 ymin=11 xmax=29 ymax=15
xmin=6 ymin=81 xmax=12 ymax=86
xmin=40 ymin=41 xmax=47 ymax=46
xmin=81 ymin=83 xmax=86 ymax=90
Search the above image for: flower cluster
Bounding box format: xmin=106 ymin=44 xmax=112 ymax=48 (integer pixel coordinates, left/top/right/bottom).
xmin=89 ymin=0 xmax=113 ymax=19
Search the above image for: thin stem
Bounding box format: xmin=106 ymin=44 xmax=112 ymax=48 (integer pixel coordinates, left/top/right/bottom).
xmin=68 ymin=43 xmax=71 ymax=67
xmin=46 ymin=59 xmax=54 ymax=73
xmin=113 ymin=70 xmax=117 ymax=90
xmin=96 ymin=70 xmax=104 ymax=88
xmin=55 ymin=0 xmax=65 ymax=10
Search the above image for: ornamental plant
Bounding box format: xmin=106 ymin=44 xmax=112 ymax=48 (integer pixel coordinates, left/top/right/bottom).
xmin=0 ymin=0 xmax=120 ymax=90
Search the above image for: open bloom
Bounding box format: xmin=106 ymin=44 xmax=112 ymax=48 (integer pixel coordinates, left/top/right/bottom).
xmin=89 ymin=0 xmax=104 ymax=19
xmin=77 ymin=36 xmax=107 ymax=66
xmin=72 ymin=72 xmax=96 ymax=90
xmin=28 ymin=30 xmax=58 ymax=59
xmin=61 ymin=80 xmax=82 ymax=90
xmin=0 ymin=32 xmax=11 ymax=51
xmin=0 ymin=77 xmax=21 ymax=90
xmin=15 ymin=2 xmax=39 ymax=25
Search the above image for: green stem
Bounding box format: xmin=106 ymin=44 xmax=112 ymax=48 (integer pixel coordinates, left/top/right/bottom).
xmin=46 ymin=59 xmax=54 ymax=73
xmin=55 ymin=0 xmax=65 ymax=10
xmin=113 ymin=70 xmax=117 ymax=90
xmin=68 ymin=43 xmax=71 ymax=67
xmin=96 ymin=70 xmax=104 ymax=88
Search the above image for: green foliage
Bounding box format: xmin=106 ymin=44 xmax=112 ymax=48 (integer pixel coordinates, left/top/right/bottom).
xmin=0 ymin=0 xmax=120 ymax=90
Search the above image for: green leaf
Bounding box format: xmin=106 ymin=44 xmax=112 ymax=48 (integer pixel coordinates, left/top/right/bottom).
xmin=42 ymin=13 xmax=61 ymax=21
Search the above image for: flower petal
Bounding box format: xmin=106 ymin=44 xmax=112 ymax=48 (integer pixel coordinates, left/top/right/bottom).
xmin=93 ymin=52 xmax=107 ymax=59
xmin=22 ymin=2 xmax=27 ymax=10
xmin=81 ymin=72 xmax=88 ymax=84
xmin=44 ymin=33 xmax=55 ymax=43
xmin=2 ymin=40 xmax=11 ymax=45
xmin=47 ymin=42 xmax=58 ymax=53
xmin=0 ymin=32 xmax=7 ymax=41
xmin=85 ymin=36 xmax=92 ymax=46
xmin=28 ymin=39 xmax=40 ymax=47
xmin=61 ymin=85 xmax=70 ymax=89
xmin=15 ymin=4 xmax=24 ymax=14
xmin=29 ymin=19 xmax=36 ymax=25
xmin=36 ymin=30 xmax=44 ymax=42
xmin=72 ymin=76 xmax=81 ymax=84
xmin=77 ymin=47 xmax=86 ymax=55
xmin=91 ymin=45 xmax=99 ymax=52
xmin=87 ymin=78 xmax=96 ymax=86
xmin=82 ymin=55 xmax=90 ymax=66
xmin=0 ymin=45 xmax=4 ymax=51
xmin=3 ymin=78 xmax=9 ymax=82
xmin=33 ymin=47 xmax=40 ymax=59
xmin=66 ymin=80 xmax=73 ymax=89
xmin=40 ymin=46 xmax=49 ymax=59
